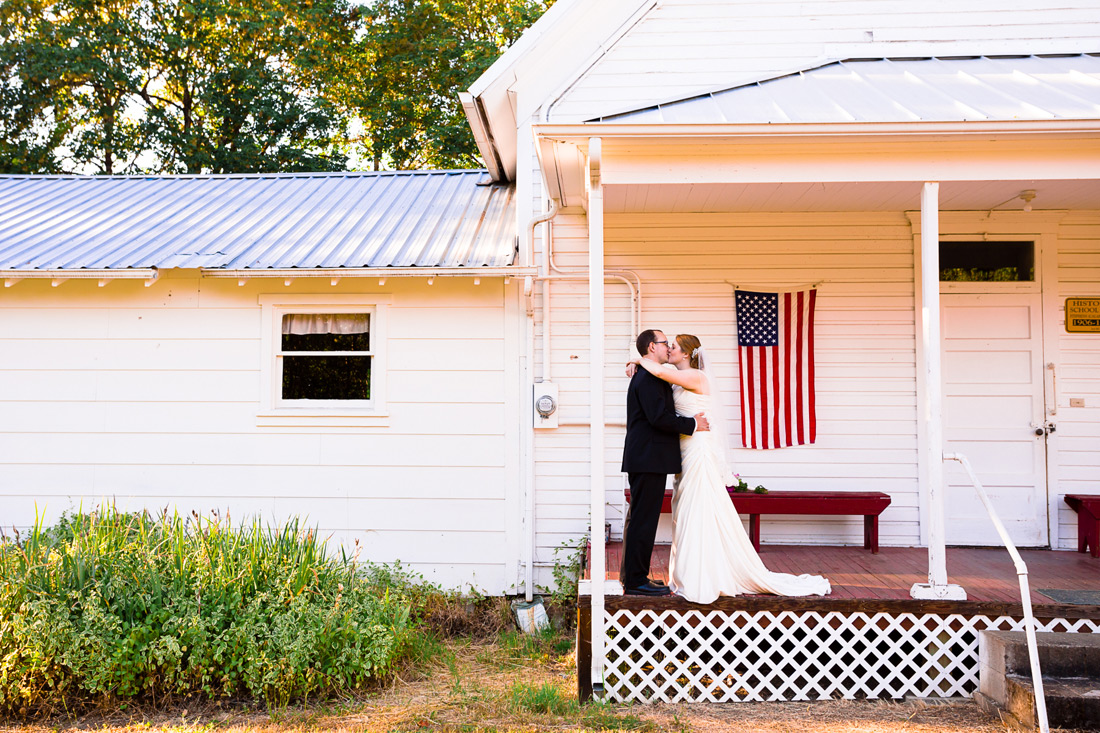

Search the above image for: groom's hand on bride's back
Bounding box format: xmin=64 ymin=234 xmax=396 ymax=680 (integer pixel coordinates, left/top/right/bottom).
xmin=694 ymin=413 xmax=710 ymax=431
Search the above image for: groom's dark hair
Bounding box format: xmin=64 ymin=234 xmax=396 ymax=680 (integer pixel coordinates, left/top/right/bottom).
xmin=636 ymin=329 xmax=660 ymax=356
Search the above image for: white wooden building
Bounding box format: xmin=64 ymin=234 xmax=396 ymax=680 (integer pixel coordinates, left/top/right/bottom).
xmin=0 ymin=171 xmax=532 ymax=593
xmin=460 ymin=0 xmax=1100 ymax=583
xmin=2 ymin=0 xmax=1099 ymax=622
xmin=456 ymin=0 xmax=1100 ymax=702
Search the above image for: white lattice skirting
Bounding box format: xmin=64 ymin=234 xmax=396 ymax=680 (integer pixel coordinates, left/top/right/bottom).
xmin=603 ymin=608 xmax=1100 ymax=703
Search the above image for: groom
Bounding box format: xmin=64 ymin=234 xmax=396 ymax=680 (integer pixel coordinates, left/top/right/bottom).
xmin=620 ymin=330 xmax=709 ymax=596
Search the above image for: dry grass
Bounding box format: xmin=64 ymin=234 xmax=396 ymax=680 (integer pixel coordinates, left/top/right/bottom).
xmin=1 ymin=631 xmax=1090 ymax=733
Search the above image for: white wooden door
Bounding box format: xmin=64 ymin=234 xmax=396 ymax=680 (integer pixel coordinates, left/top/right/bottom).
xmin=941 ymin=293 xmax=1048 ymax=547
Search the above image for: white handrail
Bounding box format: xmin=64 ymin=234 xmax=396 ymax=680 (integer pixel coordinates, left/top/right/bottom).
xmin=944 ymin=452 xmax=1049 ymax=733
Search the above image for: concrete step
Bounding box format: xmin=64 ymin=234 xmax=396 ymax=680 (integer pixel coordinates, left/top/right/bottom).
xmin=978 ymin=630 xmax=1100 ymax=731
xmin=997 ymin=675 xmax=1100 ymax=730
xmin=982 ymin=630 xmax=1100 ymax=678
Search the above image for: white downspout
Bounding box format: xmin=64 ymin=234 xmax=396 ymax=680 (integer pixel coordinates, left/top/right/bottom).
xmin=525 ymin=200 xmax=559 ymax=602
xmin=587 ymin=138 xmax=607 ymax=692
xmin=536 ymin=200 xmax=560 ymax=383
xmin=911 ymin=181 xmax=966 ymax=601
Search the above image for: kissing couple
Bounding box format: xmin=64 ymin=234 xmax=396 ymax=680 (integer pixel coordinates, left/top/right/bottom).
xmin=619 ymin=329 xmax=831 ymax=603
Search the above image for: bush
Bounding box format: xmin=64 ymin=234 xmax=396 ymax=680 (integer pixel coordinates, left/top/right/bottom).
xmin=0 ymin=507 xmax=417 ymax=715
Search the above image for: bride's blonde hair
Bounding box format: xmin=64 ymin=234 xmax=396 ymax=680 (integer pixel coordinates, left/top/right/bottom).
xmin=676 ymin=334 xmax=702 ymax=369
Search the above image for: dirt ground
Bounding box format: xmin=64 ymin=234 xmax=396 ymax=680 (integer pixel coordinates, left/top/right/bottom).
xmin=0 ymin=637 xmax=1087 ymax=733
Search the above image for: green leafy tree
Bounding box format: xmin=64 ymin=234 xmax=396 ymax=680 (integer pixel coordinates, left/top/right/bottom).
xmin=358 ymin=0 xmax=554 ymax=170
xmin=0 ymin=0 xmax=554 ymax=173
xmin=139 ymin=0 xmax=358 ymax=173
xmin=63 ymin=0 xmax=149 ymax=173
xmin=0 ymin=2 xmax=66 ymax=173
xmin=0 ymin=0 xmax=147 ymax=174
xmin=0 ymin=0 xmax=359 ymax=174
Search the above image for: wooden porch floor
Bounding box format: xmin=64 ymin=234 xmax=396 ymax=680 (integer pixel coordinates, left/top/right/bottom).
xmin=592 ymin=542 xmax=1100 ymax=606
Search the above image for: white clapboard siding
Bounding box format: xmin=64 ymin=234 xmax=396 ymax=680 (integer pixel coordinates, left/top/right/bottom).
xmin=1054 ymin=212 xmax=1100 ymax=551
xmin=531 ymin=210 xmax=921 ymax=581
xmin=550 ymin=0 xmax=1100 ymax=120
xmin=0 ymin=272 xmax=521 ymax=592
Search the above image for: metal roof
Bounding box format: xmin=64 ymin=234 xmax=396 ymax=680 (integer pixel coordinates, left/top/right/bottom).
xmin=0 ymin=170 xmax=516 ymax=272
xmin=599 ymin=54 xmax=1100 ymax=124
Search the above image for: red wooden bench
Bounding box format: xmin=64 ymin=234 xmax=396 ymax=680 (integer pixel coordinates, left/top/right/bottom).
xmin=1064 ymin=494 xmax=1100 ymax=558
xmin=623 ymin=487 xmax=892 ymax=553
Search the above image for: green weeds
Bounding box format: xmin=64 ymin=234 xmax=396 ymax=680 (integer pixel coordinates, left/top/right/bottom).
xmin=507 ymin=681 xmax=651 ymax=730
xmin=509 ymin=681 xmax=574 ymax=715
xmin=0 ymin=506 xmax=422 ymax=715
xmin=545 ymin=537 xmax=586 ymax=608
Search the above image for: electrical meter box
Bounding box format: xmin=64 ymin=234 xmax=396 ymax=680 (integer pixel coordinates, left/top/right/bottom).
xmin=533 ymin=382 xmax=558 ymax=429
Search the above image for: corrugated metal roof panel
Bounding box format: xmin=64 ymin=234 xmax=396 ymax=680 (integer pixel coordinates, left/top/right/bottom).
xmin=0 ymin=171 xmax=516 ymax=271
xmin=600 ymin=54 xmax=1100 ymax=124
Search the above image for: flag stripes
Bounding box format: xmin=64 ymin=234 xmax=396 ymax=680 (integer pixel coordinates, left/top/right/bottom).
xmin=736 ymin=289 xmax=817 ymax=449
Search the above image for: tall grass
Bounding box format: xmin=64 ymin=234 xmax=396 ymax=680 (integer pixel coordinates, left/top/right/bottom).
xmin=0 ymin=506 xmax=416 ymax=715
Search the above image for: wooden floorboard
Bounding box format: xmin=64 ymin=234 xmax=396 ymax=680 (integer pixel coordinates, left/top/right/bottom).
xmin=591 ymin=542 xmax=1100 ymax=608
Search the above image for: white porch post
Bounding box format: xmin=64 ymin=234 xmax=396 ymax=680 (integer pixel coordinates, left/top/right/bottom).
xmin=587 ymin=138 xmax=607 ymax=688
xmin=911 ymin=181 xmax=966 ymax=601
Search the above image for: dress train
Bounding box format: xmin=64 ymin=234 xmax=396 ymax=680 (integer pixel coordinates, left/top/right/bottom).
xmin=669 ymin=386 xmax=831 ymax=603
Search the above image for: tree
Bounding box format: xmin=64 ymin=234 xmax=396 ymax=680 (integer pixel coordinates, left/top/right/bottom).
xmin=0 ymin=0 xmax=555 ymax=174
xmin=357 ymin=0 xmax=554 ymax=170
xmin=0 ymin=2 xmax=66 ymax=173
xmin=0 ymin=0 xmax=147 ymax=174
xmin=138 ymin=0 xmax=359 ymax=173
xmin=0 ymin=0 xmax=359 ymax=174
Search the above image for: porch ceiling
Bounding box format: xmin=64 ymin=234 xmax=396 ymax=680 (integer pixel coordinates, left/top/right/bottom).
xmin=603 ymin=178 xmax=1100 ymax=214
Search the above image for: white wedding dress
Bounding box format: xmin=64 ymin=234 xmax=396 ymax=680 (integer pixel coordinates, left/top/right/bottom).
xmin=669 ymin=384 xmax=832 ymax=603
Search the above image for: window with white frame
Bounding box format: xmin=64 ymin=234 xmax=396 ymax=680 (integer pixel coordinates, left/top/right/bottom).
xmin=279 ymin=312 xmax=372 ymax=403
xmin=259 ymin=296 xmax=388 ymax=419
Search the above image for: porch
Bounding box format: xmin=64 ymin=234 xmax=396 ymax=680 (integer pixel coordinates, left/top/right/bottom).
xmin=579 ymin=543 xmax=1100 ymax=703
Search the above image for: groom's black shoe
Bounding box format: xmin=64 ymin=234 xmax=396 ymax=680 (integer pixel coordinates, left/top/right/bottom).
xmin=625 ymin=581 xmax=671 ymax=596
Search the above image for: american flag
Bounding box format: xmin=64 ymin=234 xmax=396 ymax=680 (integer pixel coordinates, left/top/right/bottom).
xmin=735 ymin=289 xmax=817 ymax=449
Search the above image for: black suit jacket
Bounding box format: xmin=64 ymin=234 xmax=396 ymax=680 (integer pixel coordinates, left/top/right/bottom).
xmin=621 ymin=368 xmax=697 ymax=474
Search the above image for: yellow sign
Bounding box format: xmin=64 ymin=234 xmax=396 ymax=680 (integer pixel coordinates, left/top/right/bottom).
xmin=1066 ymin=298 xmax=1100 ymax=333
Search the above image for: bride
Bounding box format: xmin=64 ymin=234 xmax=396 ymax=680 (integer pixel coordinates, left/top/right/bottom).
xmin=631 ymin=334 xmax=831 ymax=603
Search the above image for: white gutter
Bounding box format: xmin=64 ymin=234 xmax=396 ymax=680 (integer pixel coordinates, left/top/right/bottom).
xmin=202 ymin=267 xmax=536 ymax=280
xmin=3 ymin=268 xmax=159 ymax=287
xmin=460 ymin=92 xmax=507 ymax=182
xmin=3 ymin=268 xmax=157 ymax=279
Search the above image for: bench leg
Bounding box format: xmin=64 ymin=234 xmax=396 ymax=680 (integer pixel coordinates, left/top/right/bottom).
xmin=748 ymin=515 xmax=761 ymax=552
xmin=864 ymin=515 xmax=880 ymax=554
xmin=1082 ymin=516 xmax=1100 ymax=558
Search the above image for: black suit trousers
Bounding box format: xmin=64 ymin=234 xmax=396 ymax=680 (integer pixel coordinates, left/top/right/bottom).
xmin=620 ymin=471 xmax=666 ymax=588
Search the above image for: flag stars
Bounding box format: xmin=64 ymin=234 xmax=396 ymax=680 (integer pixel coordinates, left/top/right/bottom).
xmin=736 ymin=291 xmax=780 ymax=347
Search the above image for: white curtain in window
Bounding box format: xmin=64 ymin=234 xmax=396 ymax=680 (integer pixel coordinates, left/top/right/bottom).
xmin=282 ymin=313 xmax=369 ymax=335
